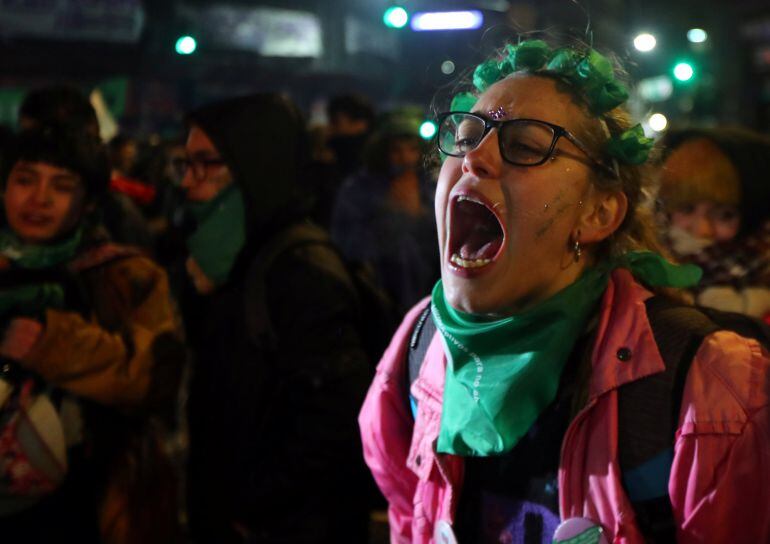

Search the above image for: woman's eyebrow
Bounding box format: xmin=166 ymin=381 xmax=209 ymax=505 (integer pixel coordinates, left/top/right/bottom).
xmin=51 ymin=173 xmax=80 ymax=183
xmin=190 ymin=151 xmax=222 ymax=159
xmin=12 ymin=164 xmax=39 ymax=175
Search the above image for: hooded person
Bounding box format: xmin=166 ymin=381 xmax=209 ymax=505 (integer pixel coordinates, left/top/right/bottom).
xmin=658 ymin=127 xmax=770 ymax=319
xmin=326 ymin=93 xmax=375 ymax=180
xmin=180 ymin=93 xmax=371 ymax=543
xmin=331 ymin=107 xmax=440 ymax=314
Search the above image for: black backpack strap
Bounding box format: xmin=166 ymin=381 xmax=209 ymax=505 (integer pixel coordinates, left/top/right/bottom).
xmin=243 ymin=222 xmax=334 ymax=350
xmin=405 ymin=302 xmax=434 ymax=413
xmin=697 ymin=305 xmax=770 ymax=346
xmin=618 ymin=296 xmax=719 ymax=541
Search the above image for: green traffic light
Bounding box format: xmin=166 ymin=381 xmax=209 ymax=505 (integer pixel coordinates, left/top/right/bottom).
xmin=175 ymin=35 xmax=197 ymax=55
xmin=383 ymin=6 xmax=409 ymax=29
xmin=673 ymin=62 xmax=694 ymax=82
xmin=419 ymin=121 xmax=437 ymax=140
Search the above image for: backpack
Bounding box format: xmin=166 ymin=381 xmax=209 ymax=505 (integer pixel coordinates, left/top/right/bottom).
xmin=0 ymin=361 xmax=69 ymax=515
xmin=0 ymin=244 xmax=145 ymax=516
xmin=243 ymin=220 xmax=400 ymax=367
xmin=406 ymin=297 xmax=770 ymax=542
xmin=619 ymin=296 xmax=770 ymax=541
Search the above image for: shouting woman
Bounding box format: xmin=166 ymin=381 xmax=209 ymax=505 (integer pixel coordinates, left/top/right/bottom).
xmin=359 ymin=40 xmax=770 ymax=543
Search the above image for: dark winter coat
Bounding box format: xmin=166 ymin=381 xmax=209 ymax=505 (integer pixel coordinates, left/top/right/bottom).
xmin=183 ymin=94 xmax=371 ymax=543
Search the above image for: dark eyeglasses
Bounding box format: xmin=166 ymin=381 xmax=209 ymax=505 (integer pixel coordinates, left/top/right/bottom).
xmin=437 ymin=111 xmax=617 ymax=178
xmin=172 ymin=156 xmax=227 ymax=181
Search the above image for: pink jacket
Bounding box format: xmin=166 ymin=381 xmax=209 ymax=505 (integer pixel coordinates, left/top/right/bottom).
xmin=359 ymin=269 xmax=770 ymax=543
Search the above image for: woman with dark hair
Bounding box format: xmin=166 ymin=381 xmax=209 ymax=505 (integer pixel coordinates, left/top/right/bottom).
xmin=0 ymin=126 xmax=183 ymax=543
xmin=359 ymin=39 xmax=770 ymax=543
xmin=659 ymin=127 xmax=770 ymax=319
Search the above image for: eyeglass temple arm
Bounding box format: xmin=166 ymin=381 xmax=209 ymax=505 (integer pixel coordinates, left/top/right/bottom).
xmin=563 ymin=131 xmax=619 ymax=178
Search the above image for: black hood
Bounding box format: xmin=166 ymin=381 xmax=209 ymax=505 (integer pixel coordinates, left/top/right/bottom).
xmin=187 ymin=93 xmax=310 ymax=242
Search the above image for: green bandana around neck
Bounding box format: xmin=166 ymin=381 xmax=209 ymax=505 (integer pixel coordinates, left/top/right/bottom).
xmin=0 ymin=227 xmax=83 ymax=270
xmin=432 ymin=251 xmax=700 ymax=457
xmin=0 ymin=227 xmax=81 ymax=318
xmin=186 ymin=184 xmax=246 ymax=288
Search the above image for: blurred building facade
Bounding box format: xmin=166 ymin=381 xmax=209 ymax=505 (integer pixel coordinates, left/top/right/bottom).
xmin=0 ymin=0 xmax=768 ymax=137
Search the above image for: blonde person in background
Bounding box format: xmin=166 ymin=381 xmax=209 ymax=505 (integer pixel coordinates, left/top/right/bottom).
xmin=658 ymin=127 xmax=770 ymax=321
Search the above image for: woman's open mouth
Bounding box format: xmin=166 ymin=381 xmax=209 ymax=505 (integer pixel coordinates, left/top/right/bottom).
xmin=20 ymin=212 xmax=54 ymax=227
xmin=447 ymin=194 xmax=505 ymax=273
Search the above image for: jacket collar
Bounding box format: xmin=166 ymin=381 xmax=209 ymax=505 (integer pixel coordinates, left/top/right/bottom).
xmin=588 ymin=268 xmax=666 ymax=399
xmin=413 ymin=269 xmax=667 ymax=408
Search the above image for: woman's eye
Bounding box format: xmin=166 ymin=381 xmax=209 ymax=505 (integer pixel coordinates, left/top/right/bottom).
xmin=507 ymin=141 xmax=542 ymax=157
xmin=510 ymin=142 xmax=537 ymax=151
xmin=11 ymin=175 xmax=34 ymax=186
xmin=455 ymin=137 xmax=477 ymax=152
xmin=53 ymin=182 xmax=77 ymax=193
xmin=716 ymin=208 xmax=739 ymax=222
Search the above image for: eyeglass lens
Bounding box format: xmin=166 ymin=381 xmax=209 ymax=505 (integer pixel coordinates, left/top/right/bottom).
xmin=439 ymin=113 xmax=557 ymax=166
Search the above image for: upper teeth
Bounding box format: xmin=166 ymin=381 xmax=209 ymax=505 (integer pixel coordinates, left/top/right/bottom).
xmin=457 ymin=195 xmax=484 ymax=205
xmin=451 ymin=253 xmax=492 ymax=268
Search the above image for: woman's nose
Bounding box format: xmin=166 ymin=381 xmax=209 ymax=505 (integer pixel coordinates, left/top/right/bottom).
xmin=32 ymin=183 xmax=53 ymax=206
xmin=692 ymin=213 xmax=716 ymax=240
xmin=462 ymin=131 xmax=502 ymax=179
xmin=180 ymin=168 xmax=196 ymax=191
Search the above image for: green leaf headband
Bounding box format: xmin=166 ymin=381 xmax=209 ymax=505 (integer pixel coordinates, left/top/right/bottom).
xmin=455 ymin=40 xmax=654 ymax=168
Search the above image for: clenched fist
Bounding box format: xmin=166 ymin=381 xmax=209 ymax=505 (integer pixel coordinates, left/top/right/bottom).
xmin=1 ymin=317 xmax=43 ymax=361
xmin=186 ymin=256 xmax=217 ymax=295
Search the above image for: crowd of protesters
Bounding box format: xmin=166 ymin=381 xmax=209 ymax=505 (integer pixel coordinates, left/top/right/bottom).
xmin=0 ymin=47 xmax=769 ymax=543
xmin=0 ymin=85 xmax=438 ymax=543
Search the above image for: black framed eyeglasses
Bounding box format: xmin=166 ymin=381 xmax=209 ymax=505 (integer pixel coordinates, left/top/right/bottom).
xmin=437 ymin=111 xmax=617 ymax=178
xmin=172 ymin=156 xmax=227 ymax=181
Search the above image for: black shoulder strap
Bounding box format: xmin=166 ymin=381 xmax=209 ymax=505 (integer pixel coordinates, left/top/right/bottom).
xmin=620 ymin=296 xmax=719 ymax=467
xmin=406 ymin=302 xmax=434 ymax=402
xmin=619 ymin=296 xmax=719 ymax=541
xmin=243 ymin=222 xmax=333 ymax=349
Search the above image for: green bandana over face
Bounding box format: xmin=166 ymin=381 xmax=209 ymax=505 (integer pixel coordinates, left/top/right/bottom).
xmin=186 ymin=184 xmax=246 ymax=288
xmin=432 ymin=251 xmax=701 ymax=457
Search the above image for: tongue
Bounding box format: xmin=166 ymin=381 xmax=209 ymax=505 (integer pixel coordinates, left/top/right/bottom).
xmin=452 ymin=199 xmax=504 ymax=261
xmin=459 ymin=227 xmax=502 ymax=260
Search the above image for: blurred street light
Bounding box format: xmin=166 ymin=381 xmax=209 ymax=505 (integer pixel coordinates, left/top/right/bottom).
xmin=673 ymin=62 xmax=695 ymax=81
xmin=638 ymin=75 xmax=674 ymax=102
xmin=420 ymin=120 xmax=438 ymax=140
xmin=687 ymin=29 xmax=708 ymax=43
xmin=410 ymin=11 xmax=484 ymax=31
xmin=633 ymin=33 xmax=657 ymax=52
xmin=648 ymin=113 xmax=668 ymax=132
xmin=175 ymin=35 xmax=197 ymax=55
xmin=383 ymin=6 xmax=409 ymax=29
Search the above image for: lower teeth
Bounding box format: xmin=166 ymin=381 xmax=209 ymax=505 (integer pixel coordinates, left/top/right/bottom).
xmin=451 ymin=253 xmax=492 ymax=268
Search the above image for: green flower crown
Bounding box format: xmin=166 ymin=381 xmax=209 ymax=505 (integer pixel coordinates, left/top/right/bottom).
xmin=450 ymin=39 xmax=654 ymax=167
